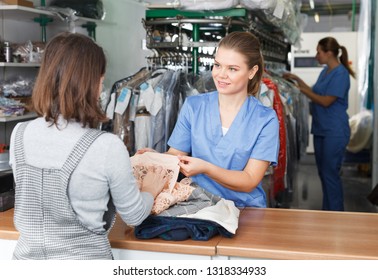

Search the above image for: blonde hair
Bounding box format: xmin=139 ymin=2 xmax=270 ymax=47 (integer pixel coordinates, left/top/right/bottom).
xmin=217 ymin=31 xmax=264 ymax=96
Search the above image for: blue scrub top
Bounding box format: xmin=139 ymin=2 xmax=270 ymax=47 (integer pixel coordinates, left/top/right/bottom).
xmin=168 ymin=91 xmax=279 ymax=208
xmin=311 ymin=64 xmax=351 ymax=138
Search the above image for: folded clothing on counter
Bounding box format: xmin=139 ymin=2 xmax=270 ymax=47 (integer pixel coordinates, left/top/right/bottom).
xmin=134 ymin=215 xmax=234 ymax=241
xmin=134 ymin=184 xmax=240 ymax=241
xmin=131 ymin=152 xmax=240 ymax=241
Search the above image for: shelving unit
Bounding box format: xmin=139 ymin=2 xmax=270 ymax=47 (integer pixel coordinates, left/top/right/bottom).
xmin=0 ymin=111 xmax=37 ymax=123
xmin=0 ymin=5 xmax=100 ymax=24
xmin=0 ymin=5 xmax=102 ymax=147
xmin=0 ymin=112 xmax=37 ymax=147
xmin=0 ymin=5 xmax=52 ymax=18
xmin=0 ymin=62 xmax=40 ymax=67
xmin=0 ymin=5 xmax=101 ymax=42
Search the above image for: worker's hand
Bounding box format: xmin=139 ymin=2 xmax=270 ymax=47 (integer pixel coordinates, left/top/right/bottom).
xmin=136 ymin=148 xmax=157 ymax=154
xmin=282 ymin=72 xmax=299 ymax=83
xmin=282 ymin=72 xmax=297 ymax=79
xmin=177 ymin=155 xmax=209 ymax=177
xmin=142 ymin=166 xmax=168 ymax=198
xmin=283 ymin=72 xmax=309 ymax=93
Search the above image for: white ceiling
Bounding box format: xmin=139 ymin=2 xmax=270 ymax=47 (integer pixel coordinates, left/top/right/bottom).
xmin=301 ymin=0 xmax=360 ymax=15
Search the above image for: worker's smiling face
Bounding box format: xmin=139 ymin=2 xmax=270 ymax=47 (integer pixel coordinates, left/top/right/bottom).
xmin=212 ymin=47 xmax=256 ymax=96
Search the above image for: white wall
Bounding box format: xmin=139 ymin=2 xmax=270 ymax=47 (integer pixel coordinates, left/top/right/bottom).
xmin=303 ymin=14 xmax=359 ymax=33
xmin=97 ymin=0 xmax=149 ymax=90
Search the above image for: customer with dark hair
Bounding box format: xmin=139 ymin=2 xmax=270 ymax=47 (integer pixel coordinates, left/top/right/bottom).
xmin=139 ymin=31 xmax=280 ymax=208
xmin=284 ymin=36 xmax=355 ymax=211
xmin=9 ymin=32 xmax=167 ymax=259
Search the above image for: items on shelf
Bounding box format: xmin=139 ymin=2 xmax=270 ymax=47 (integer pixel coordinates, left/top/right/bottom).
xmin=1 ymin=76 xmax=34 ymax=98
xmin=0 ymin=144 xmax=9 ymax=153
xmin=13 ymin=41 xmax=45 ymax=63
xmin=1 ymin=0 xmax=34 ymax=8
xmin=48 ymin=0 xmax=105 ymax=20
xmin=3 ymin=42 xmax=12 ymax=63
xmin=1 ymin=40 xmax=45 ymax=63
xmin=0 ymin=76 xmax=34 ymax=116
xmin=0 ymin=96 xmax=26 ymax=117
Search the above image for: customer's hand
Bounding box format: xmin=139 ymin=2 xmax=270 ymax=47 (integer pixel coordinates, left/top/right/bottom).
xmin=141 ymin=166 xmax=168 ymax=198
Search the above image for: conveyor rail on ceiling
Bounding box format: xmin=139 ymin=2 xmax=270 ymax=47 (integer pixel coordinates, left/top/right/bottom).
xmin=144 ymin=8 xmax=288 ymax=74
xmin=145 ymin=8 xmax=249 ymax=74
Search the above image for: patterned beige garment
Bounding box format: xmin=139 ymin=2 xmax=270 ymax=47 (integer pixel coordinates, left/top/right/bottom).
xmin=130 ymin=152 xmax=194 ymax=215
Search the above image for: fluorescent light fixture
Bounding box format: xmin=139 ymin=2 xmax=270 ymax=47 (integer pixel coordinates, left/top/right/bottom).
xmin=309 ymin=0 xmax=315 ymax=9
xmin=172 ymin=23 xmax=192 ymax=31
xmin=314 ymin=12 xmax=320 ymax=23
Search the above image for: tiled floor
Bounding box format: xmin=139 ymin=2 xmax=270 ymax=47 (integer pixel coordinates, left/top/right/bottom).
xmin=285 ymin=153 xmax=377 ymax=213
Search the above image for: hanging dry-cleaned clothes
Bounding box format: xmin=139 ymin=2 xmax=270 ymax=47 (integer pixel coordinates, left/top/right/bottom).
xmin=107 ymin=68 xmax=204 ymax=155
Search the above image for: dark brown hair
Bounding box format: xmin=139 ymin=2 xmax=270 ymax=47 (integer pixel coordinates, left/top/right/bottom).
xmin=31 ymin=32 xmax=107 ymax=128
xmin=217 ymin=31 xmax=264 ymax=96
xmin=318 ymin=37 xmax=356 ymax=78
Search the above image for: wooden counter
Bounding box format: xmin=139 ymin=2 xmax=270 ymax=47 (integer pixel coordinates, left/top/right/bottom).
xmin=218 ymin=208 xmax=378 ymax=260
xmin=1 ymin=207 xmax=378 ymax=260
xmin=0 ymin=208 xmax=220 ymax=259
xmin=0 ymin=208 xmax=18 ymax=240
xmin=109 ymin=213 xmax=220 ymax=257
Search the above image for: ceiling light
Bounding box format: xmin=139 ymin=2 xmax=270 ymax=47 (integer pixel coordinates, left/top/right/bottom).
xmin=309 ymin=0 xmax=315 ymax=9
xmin=314 ymin=12 xmax=320 ymax=23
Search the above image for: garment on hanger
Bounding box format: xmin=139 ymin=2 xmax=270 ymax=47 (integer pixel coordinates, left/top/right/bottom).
xmin=111 ymin=68 xmax=151 ymax=154
xmin=108 ymin=67 xmax=200 ymax=155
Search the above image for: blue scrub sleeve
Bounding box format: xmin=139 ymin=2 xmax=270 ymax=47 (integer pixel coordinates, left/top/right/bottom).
xmin=250 ymin=111 xmax=280 ymax=166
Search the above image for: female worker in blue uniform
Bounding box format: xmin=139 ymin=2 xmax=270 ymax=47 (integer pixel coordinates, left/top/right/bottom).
xmin=166 ymin=32 xmax=280 ymax=208
xmin=284 ymin=37 xmax=355 ymax=211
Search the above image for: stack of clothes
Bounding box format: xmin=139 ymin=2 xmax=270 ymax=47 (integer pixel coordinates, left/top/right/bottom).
xmin=130 ymin=152 xmax=240 ymax=241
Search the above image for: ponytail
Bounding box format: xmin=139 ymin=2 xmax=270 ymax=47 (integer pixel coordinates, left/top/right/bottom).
xmin=318 ymin=37 xmax=356 ymax=79
xmin=339 ymin=46 xmax=356 ymax=79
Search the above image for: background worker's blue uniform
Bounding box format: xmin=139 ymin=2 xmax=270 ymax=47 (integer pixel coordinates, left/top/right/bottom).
xmin=168 ymin=91 xmax=279 ymax=208
xmin=311 ymin=64 xmax=351 ymax=211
